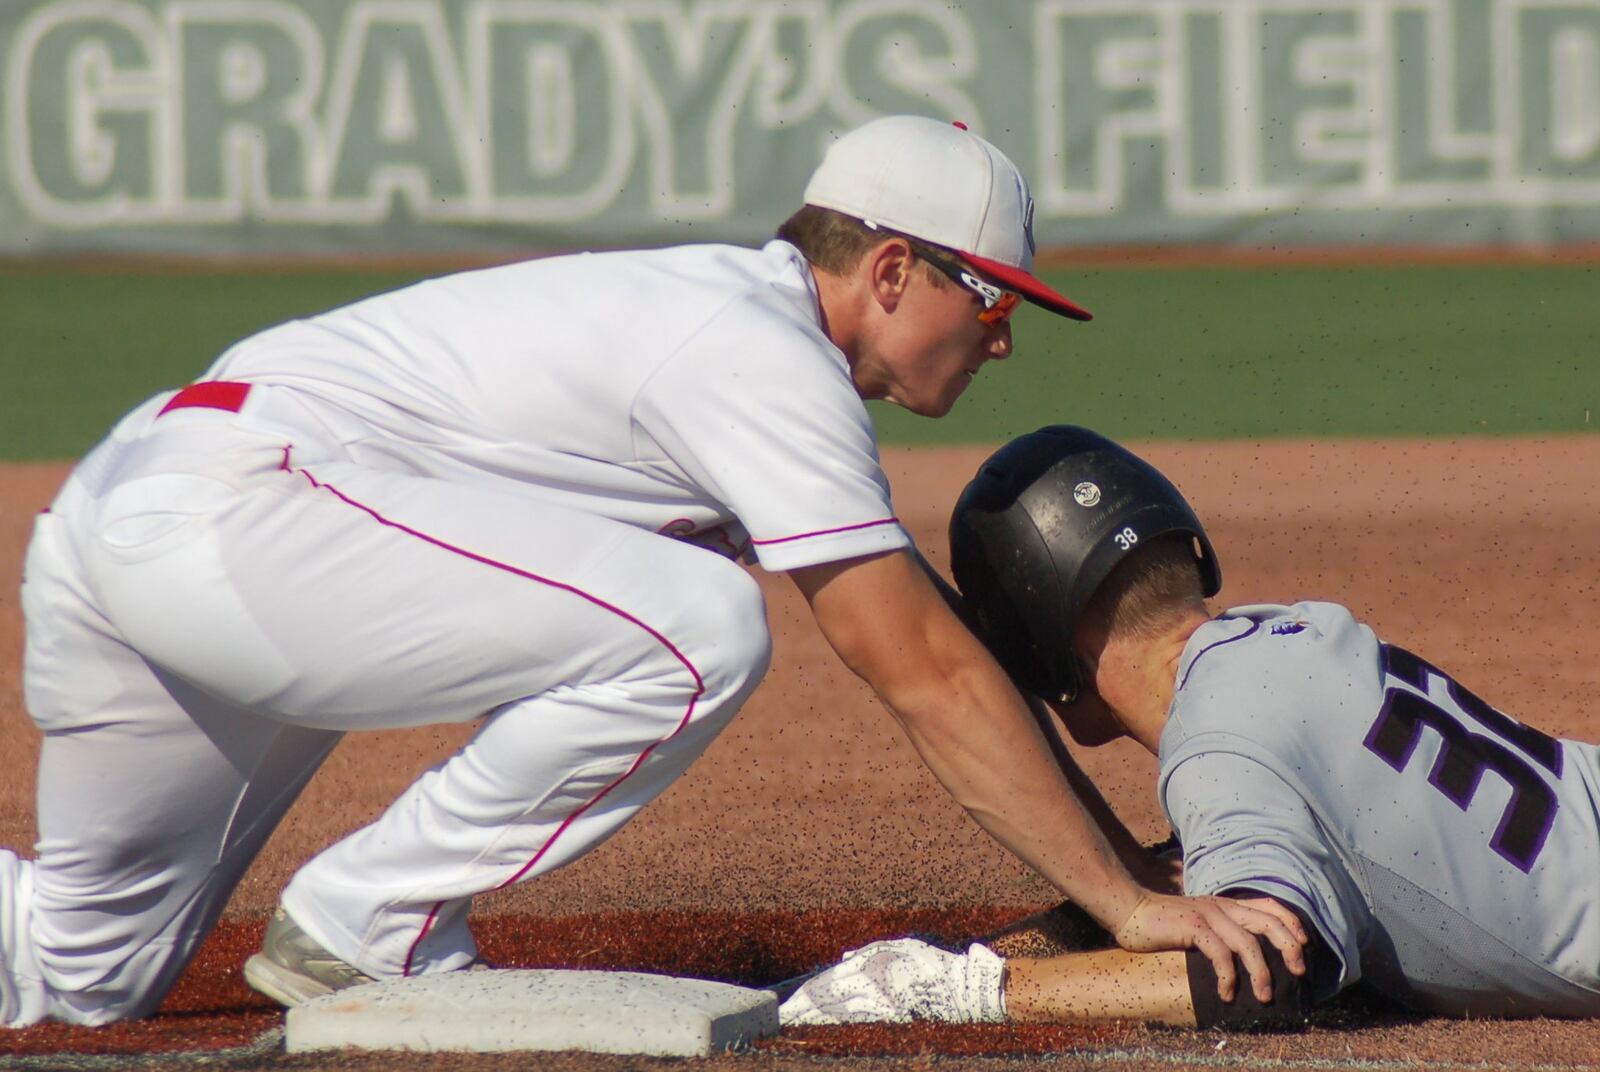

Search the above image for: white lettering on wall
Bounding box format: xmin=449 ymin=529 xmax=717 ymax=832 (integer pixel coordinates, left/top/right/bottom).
xmin=4 ymin=0 xmax=1599 ymax=231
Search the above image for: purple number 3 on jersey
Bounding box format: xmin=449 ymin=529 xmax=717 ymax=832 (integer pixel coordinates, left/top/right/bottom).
xmin=1364 ymin=645 xmax=1562 ymax=873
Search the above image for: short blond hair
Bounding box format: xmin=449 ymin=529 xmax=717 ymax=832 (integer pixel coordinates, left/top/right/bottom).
xmin=776 ymin=204 xmax=955 ymax=289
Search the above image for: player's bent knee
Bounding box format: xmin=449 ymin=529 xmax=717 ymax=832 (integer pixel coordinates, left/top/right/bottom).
xmin=55 ymin=989 xmax=162 ymax=1027
xmin=22 ymin=941 xmax=183 ymax=1026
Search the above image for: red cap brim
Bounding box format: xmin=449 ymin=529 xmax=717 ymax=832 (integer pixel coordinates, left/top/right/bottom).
xmin=959 ymin=251 xmax=1092 ymax=322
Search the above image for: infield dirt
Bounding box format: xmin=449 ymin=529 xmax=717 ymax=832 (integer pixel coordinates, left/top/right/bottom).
xmin=3 ymin=437 xmax=1600 ymax=1070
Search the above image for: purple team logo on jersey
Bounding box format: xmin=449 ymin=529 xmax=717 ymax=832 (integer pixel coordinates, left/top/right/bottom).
xmin=1271 ymin=621 xmax=1308 ymax=636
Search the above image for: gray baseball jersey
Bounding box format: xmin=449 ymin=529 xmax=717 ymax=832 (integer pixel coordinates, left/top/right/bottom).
xmin=1160 ymin=602 xmax=1600 ymax=1017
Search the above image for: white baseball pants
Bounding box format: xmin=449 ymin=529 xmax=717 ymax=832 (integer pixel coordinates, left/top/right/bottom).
xmin=1 ymin=387 xmax=771 ymax=1026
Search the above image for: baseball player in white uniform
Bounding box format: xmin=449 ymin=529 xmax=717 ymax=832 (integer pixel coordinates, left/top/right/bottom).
xmin=783 ymin=426 xmax=1600 ymax=1028
xmin=1 ymin=120 xmax=1303 ymax=1028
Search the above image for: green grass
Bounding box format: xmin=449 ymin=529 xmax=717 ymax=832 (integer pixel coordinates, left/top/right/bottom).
xmin=2 ymin=261 xmax=1595 ymax=460
xmin=871 ymin=261 xmax=1600 ymax=444
xmin=2 ymin=266 xmax=433 ymax=461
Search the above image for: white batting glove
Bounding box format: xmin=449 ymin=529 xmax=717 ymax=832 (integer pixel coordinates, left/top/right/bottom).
xmin=779 ymin=938 xmax=1006 ymax=1026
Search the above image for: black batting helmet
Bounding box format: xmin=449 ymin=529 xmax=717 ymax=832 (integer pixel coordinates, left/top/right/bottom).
xmin=948 ymin=426 xmax=1221 ymax=703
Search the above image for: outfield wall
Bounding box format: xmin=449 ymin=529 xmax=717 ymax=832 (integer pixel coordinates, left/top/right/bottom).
xmin=3 ymin=0 xmax=1599 ymax=256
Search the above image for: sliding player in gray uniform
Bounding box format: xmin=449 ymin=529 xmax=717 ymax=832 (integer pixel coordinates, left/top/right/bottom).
xmin=782 ymin=426 xmax=1600 ymax=1028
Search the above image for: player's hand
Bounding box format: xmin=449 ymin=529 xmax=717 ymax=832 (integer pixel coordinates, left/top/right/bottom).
xmin=1110 ymin=892 xmax=1308 ymax=1004
xmin=1225 ymin=895 xmax=1309 ymax=941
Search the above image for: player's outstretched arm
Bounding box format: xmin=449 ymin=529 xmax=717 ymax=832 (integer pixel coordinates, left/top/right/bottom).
xmin=1011 ymin=894 xmax=1331 ymax=1027
xmin=782 ymin=923 xmax=1322 ymax=1028
xmin=1006 ymin=948 xmax=1196 ymax=1025
xmin=790 ymin=549 xmax=1303 ymax=1003
xmin=1008 ymin=938 xmax=1322 ymax=1028
xmin=914 ymin=552 xmax=1174 ymax=889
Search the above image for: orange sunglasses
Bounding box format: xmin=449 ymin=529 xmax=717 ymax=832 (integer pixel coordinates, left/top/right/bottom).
xmin=904 ymin=238 xmax=1022 ymax=326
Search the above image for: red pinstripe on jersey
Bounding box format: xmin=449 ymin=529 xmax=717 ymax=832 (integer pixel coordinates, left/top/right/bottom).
xmin=751 ymin=517 xmax=899 ymax=545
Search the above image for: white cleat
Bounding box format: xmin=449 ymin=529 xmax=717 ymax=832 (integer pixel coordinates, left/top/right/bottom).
xmin=243 ymin=907 xmax=376 ymax=1008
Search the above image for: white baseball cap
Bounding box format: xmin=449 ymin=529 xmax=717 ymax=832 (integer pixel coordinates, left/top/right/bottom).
xmin=803 ymin=115 xmax=1091 ymax=322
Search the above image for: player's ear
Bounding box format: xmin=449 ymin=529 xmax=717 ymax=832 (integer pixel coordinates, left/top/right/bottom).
xmin=864 ymin=237 xmax=915 ymax=312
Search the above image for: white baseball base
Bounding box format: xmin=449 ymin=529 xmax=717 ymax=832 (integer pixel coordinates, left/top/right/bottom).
xmin=284 ymin=969 xmax=779 ymax=1056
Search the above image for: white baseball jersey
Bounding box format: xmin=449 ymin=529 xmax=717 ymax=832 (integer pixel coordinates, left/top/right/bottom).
xmin=1162 ymin=602 xmax=1600 ymax=1017
xmin=5 ymin=238 xmax=913 ymax=1026
xmin=204 ymin=239 xmax=909 ymax=572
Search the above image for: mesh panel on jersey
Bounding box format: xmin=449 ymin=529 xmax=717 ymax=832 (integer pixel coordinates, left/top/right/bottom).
xmin=1358 ymin=860 xmax=1600 ymax=1018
